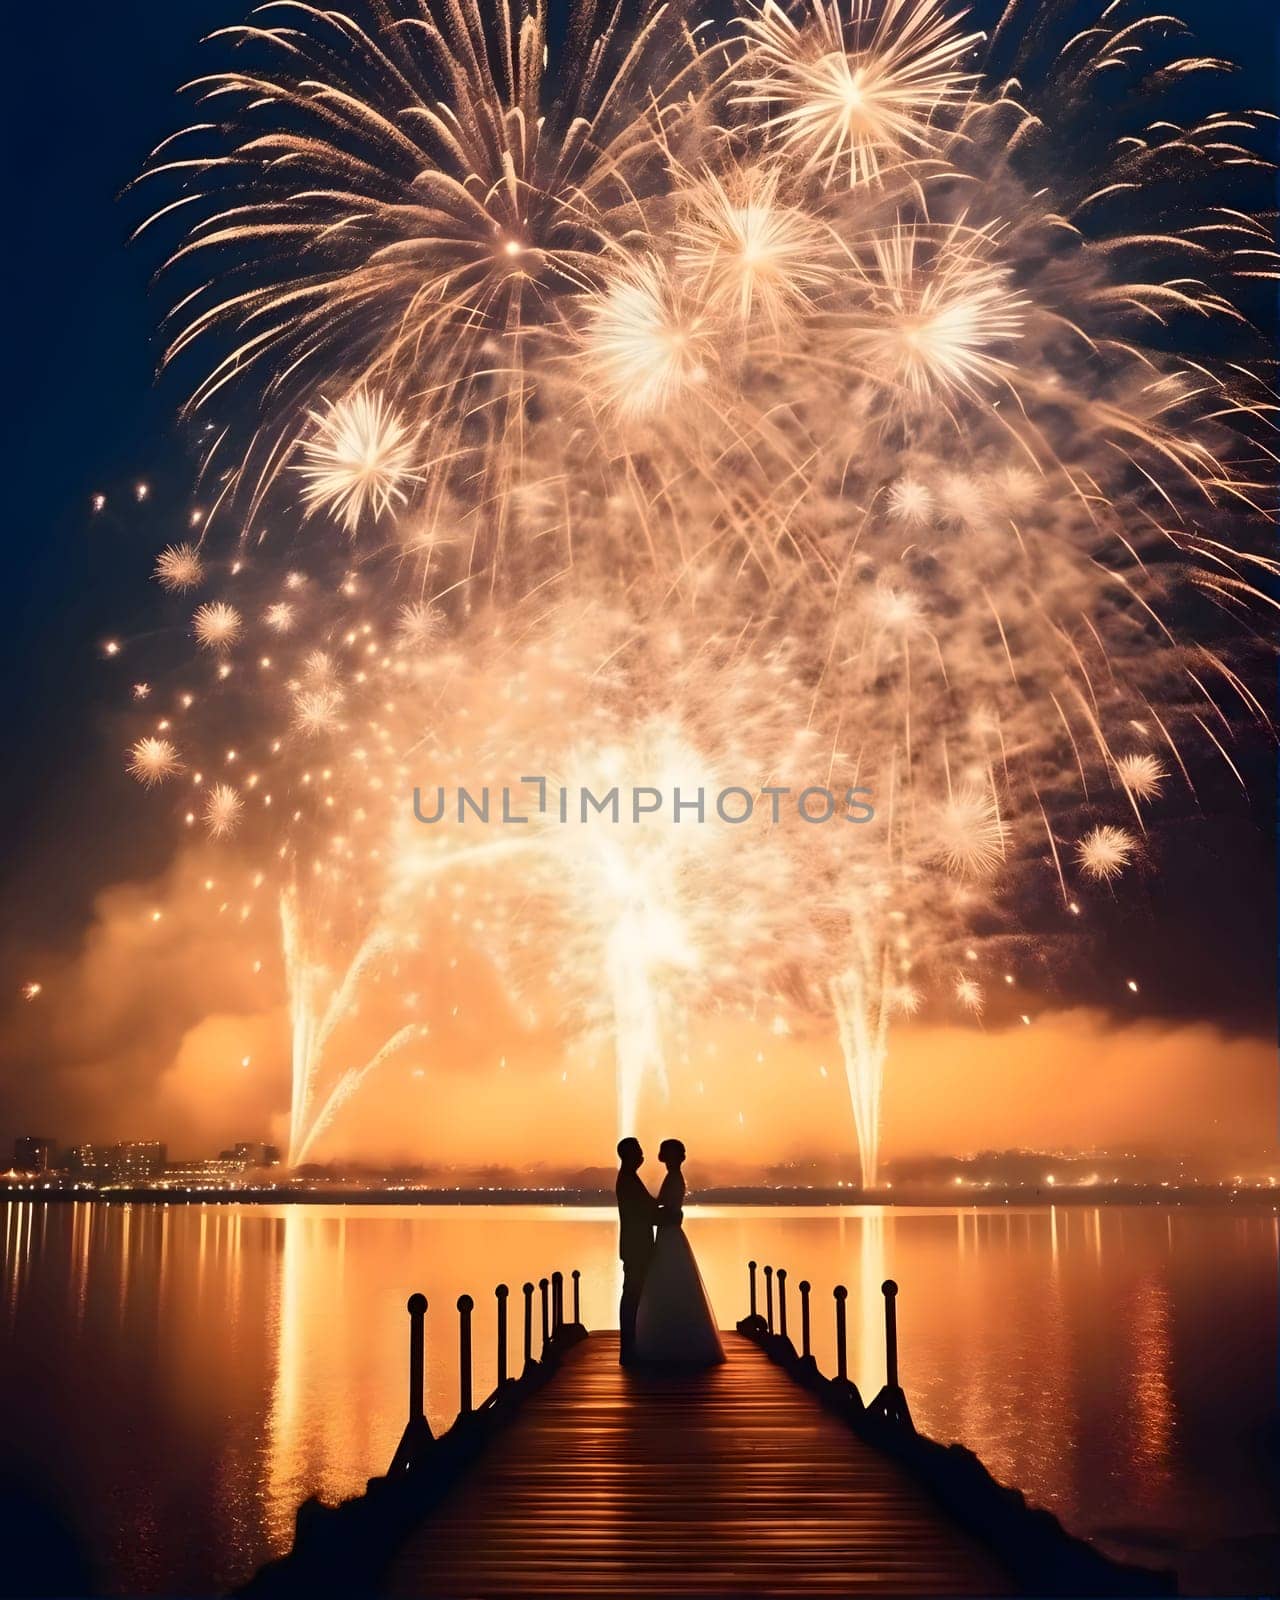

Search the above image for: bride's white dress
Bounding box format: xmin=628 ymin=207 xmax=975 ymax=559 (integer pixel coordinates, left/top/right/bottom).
xmin=633 ymin=1172 xmax=725 ymax=1364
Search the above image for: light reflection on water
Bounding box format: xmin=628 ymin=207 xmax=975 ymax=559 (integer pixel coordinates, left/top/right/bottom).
xmin=2 ymin=1200 xmax=1276 ymax=1594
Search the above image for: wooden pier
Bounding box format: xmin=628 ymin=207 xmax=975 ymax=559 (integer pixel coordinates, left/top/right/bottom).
xmin=387 ymin=1329 xmax=1010 ymax=1596
xmin=244 ymin=1265 xmax=1171 ymax=1599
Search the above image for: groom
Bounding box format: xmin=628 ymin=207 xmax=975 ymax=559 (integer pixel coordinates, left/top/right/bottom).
xmin=615 ymin=1136 xmax=658 ymax=1365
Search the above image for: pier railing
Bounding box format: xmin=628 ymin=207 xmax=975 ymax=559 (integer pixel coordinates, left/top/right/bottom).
xmin=244 ymin=1260 xmax=1173 ymax=1600
xmin=740 ymin=1258 xmax=913 ymax=1427
xmin=388 ymin=1266 xmax=586 ymax=1476
xmin=736 ymin=1258 xmax=1171 ymax=1595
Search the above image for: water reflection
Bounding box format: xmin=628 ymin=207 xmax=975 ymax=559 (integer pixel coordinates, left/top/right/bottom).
xmin=1 ymin=1201 xmax=1276 ymax=1595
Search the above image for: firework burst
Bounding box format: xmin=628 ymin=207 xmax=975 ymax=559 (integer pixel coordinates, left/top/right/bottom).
xmin=203 ymin=782 xmax=244 ymax=838
xmin=127 ymin=736 xmax=183 ymax=787
xmin=192 ymin=601 xmax=243 ymax=652
xmin=735 ymin=0 xmax=982 ymax=187
xmin=580 ymin=258 xmax=715 ymax=420
xmin=153 ymin=543 xmax=205 ymax=592
xmin=675 ymin=165 xmax=834 ymax=325
xmin=298 ymin=392 xmax=417 ymax=534
xmin=117 ymin=0 xmax=1275 ymax=1176
xmin=1077 ymin=825 xmax=1138 ymax=882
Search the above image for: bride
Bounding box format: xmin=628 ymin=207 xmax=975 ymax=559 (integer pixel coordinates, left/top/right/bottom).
xmin=633 ymin=1139 xmax=725 ymax=1365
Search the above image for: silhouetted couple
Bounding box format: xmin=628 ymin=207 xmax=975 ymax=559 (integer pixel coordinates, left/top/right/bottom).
xmin=615 ymin=1136 xmax=724 ymax=1366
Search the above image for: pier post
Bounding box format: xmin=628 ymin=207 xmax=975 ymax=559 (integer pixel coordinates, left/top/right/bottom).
xmin=834 ymin=1285 xmax=848 ymax=1379
xmin=764 ymin=1265 xmax=774 ymax=1334
xmin=777 ymin=1268 xmax=789 ymax=1344
xmin=799 ymin=1280 xmax=812 ymax=1363
xmin=522 ymin=1281 xmax=535 ymax=1374
xmin=457 ymin=1294 xmax=474 ymax=1416
xmin=830 ymin=1284 xmax=865 ymax=1413
xmin=884 ymin=1279 xmax=899 ymax=1389
xmin=571 ymin=1269 xmax=581 ymax=1325
xmin=551 ymin=1271 xmax=564 ymax=1334
xmin=868 ymin=1279 xmax=914 ymax=1429
xmin=539 ymin=1277 xmax=550 ymax=1352
xmin=495 ymin=1284 xmax=509 ymax=1388
xmin=409 ymin=1294 xmax=428 ymax=1423
xmin=748 ymin=1260 xmax=758 ymax=1320
xmin=388 ymin=1293 xmax=434 ymax=1474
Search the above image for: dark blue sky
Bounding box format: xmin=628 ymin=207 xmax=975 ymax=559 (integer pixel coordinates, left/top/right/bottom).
xmin=3 ymin=0 xmax=1277 ymax=1024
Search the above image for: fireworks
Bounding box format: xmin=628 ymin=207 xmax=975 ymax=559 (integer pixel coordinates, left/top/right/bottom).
xmin=1116 ymin=754 xmax=1167 ymax=803
xmin=735 ymin=0 xmax=982 ymax=187
xmin=674 ymin=166 xmax=833 ymax=325
xmin=580 ymin=259 xmax=714 ymax=419
xmin=203 ymin=783 xmax=244 ymax=838
xmin=113 ymin=0 xmax=1275 ymax=1175
xmin=153 ymin=543 xmax=205 ymax=592
xmin=933 ymin=787 xmax=1009 ymax=878
xmin=886 ymin=477 xmax=934 ymax=524
xmin=263 ymin=603 xmax=296 ymax=633
xmin=291 ymin=687 xmax=343 ymax=738
xmin=128 ymin=737 xmax=182 ymax=787
xmin=298 ymin=392 xmax=416 ymax=534
xmin=853 ymin=221 xmax=1026 ymax=403
xmin=396 ymin=601 xmax=445 ymax=648
xmin=137 ymin=0 xmax=701 ymax=525
xmin=1076 ymin=826 xmax=1138 ymax=883
xmin=192 ymin=602 xmax=243 ymax=652
xmin=954 ymin=975 xmax=983 ymax=1014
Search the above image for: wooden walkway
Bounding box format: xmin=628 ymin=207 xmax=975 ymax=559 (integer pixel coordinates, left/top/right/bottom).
xmin=386 ymin=1332 xmax=1013 ymax=1596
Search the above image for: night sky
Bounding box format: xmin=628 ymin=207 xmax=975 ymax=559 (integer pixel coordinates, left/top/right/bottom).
xmin=2 ymin=0 xmax=1276 ymax=1154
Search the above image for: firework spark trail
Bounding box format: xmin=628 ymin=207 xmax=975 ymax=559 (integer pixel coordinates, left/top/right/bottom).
xmin=114 ymin=0 xmax=1277 ymax=1174
xmin=831 ymin=939 xmax=892 ymax=1190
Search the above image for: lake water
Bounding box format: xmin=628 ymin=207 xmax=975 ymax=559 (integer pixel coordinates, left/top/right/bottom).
xmin=2 ymin=1200 xmax=1276 ymax=1596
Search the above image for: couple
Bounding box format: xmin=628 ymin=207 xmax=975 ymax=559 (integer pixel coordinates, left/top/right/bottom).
xmin=615 ymin=1136 xmax=725 ymax=1366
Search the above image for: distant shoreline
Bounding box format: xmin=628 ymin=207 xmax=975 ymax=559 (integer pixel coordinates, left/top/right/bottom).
xmin=2 ymin=1183 xmax=1275 ymax=1211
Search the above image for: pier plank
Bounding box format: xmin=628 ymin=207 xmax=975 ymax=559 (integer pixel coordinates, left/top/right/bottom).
xmin=387 ymin=1333 xmax=1013 ymax=1596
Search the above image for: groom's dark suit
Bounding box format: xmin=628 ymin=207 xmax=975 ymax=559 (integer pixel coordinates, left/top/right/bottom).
xmin=616 ymin=1166 xmax=657 ymax=1364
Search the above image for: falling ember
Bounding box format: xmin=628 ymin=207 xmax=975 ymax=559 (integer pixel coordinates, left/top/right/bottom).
xmin=21 ymin=982 xmax=42 ymax=1001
